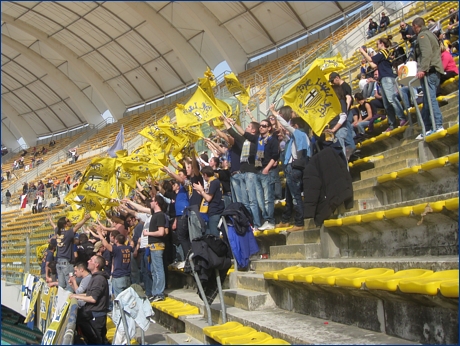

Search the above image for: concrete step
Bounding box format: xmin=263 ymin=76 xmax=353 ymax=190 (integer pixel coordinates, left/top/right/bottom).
xmin=352 ymin=177 xmax=377 ymax=190
xmin=222 ymin=288 xmax=275 ymax=311
xmin=360 ymin=158 xmax=418 ymax=180
xmin=372 ymin=147 xmax=419 ymax=168
xmin=353 ymin=186 xmax=378 ymax=200
xmin=165 ymin=332 xmax=203 ymax=345
xmin=171 ymin=288 xmax=418 ymax=345
xmin=233 ymin=272 xmax=269 ymax=292
xmin=249 ymin=255 xmax=459 ymax=273
xmin=285 ymin=229 xmax=320 ymax=245
xmin=270 ymin=243 xmax=322 ymax=260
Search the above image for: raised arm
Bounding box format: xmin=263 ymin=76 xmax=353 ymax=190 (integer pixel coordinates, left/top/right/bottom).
xmin=73 ymin=214 xmax=91 ymax=233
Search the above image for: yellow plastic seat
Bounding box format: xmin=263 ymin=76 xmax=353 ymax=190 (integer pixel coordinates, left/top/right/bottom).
xmin=384 ymin=206 xmax=413 ymax=219
xmin=259 ymin=338 xmax=291 ymax=345
xmin=365 ymin=269 xmax=433 ymax=291
xmin=214 ymin=326 xmax=256 ymax=343
xmin=293 ymin=267 xmax=340 ymax=284
xmin=446 ymin=152 xmax=459 ymax=164
xmin=170 ymin=306 xmax=200 ymax=318
xmin=388 ymin=126 xmax=407 ymax=136
xmin=444 ymin=197 xmax=459 ymax=212
xmin=263 ymin=229 xmax=282 ymax=236
xmin=412 ymin=201 xmax=446 ymax=214
xmin=253 ymin=230 xmax=262 ymax=237
xmin=264 ymin=266 xmax=302 ymax=280
xmin=336 ymin=268 xmax=395 ymax=288
xmin=106 ymin=316 xmax=116 ymax=330
xmin=323 ymin=219 xmax=342 ymax=228
xmin=399 ymin=270 xmax=459 ymax=295
xmin=420 ymin=157 xmax=448 ymax=171
xmin=361 ymin=211 xmax=385 ymax=223
xmin=312 ymin=267 xmax=365 ymax=286
xmin=106 ymin=327 xmax=116 ymax=342
xmin=278 ymin=266 xmax=319 ymax=282
xmin=377 ymin=172 xmax=398 ymax=183
xmin=446 ymin=123 xmax=459 ymax=136
xmin=439 ymin=279 xmax=459 ymax=298
xmin=341 ymin=215 xmax=362 ymax=226
xmin=425 ymin=129 xmax=448 ymax=142
xmin=222 ymin=331 xmax=273 ymax=345
xmin=397 ymin=165 xmax=421 ymax=178
xmin=203 ymin=321 xmax=243 ymax=338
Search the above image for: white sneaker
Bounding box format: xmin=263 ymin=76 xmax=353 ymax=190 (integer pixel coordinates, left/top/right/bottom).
xmin=176 ymin=261 xmax=185 ymax=270
xmin=416 ymin=127 xmax=444 ymax=140
xmin=264 ymin=223 xmax=275 ymax=230
xmin=258 ymin=221 xmax=270 ymax=230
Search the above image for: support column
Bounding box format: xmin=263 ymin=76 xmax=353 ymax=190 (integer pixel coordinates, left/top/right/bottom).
xmin=2 ymin=100 xmax=37 ymax=147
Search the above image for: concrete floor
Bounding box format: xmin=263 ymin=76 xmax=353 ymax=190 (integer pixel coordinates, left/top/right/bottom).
xmin=134 ymin=320 xmax=171 ymax=345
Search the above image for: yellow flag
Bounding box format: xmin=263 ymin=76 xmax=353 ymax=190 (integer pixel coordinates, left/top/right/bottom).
xmin=204 ymin=66 xmax=216 ymax=88
xmin=198 ymin=77 xmax=216 ymax=103
xmin=314 ymin=53 xmax=345 ymax=74
xmin=224 ymin=72 xmax=250 ymax=105
xmin=139 ymin=124 xmax=162 ymax=141
xmin=282 ymin=64 xmax=342 ymax=136
xmin=67 ymin=208 xmax=85 ymax=223
xmin=175 ymin=87 xmax=223 ymax=127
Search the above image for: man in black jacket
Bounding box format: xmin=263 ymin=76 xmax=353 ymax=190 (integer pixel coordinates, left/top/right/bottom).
xmin=367 ymin=18 xmax=378 ymax=38
xmin=70 ymin=255 xmax=109 ymax=345
xmin=378 ymin=12 xmax=390 ymax=33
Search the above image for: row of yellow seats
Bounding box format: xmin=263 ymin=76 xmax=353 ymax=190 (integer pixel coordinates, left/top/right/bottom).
xmin=357 ymin=126 xmax=407 ymax=149
xmin=150 ymin=297 xmax=199 ymax=318
xmin=263 ymin=266 xmax=458 ymax=297
xmin=378 ymin=152 xmax=459 ymax=183
xmin=203 ymin=321 xmax=290 ymax=345
xmin=324 ymin=197 xmax=458 ymax=227
xmin=349 ymin=155 xmax=384 ymax=168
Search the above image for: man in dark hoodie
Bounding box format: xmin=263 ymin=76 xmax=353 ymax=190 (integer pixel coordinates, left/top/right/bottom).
xmin=70 ymin=255 xmax=109 ymax=345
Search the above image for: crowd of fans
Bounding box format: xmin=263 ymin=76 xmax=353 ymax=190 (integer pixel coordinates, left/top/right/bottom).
xmin=4 ymin=9 xmax=458 ymax=344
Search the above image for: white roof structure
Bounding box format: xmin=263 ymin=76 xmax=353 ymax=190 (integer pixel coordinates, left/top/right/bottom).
xmin=1 ymin=1 xmax=365 ymax=145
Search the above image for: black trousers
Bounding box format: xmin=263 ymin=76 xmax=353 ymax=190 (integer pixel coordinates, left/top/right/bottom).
xmin=77 ymin=309 xmax=108 ymax=345
xmin=175 ymin=216 xmax=191 ymax=260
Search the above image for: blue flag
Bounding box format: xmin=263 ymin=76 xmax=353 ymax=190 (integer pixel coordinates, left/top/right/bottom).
xmin=107 ymin=125 xmax=124 ymax=158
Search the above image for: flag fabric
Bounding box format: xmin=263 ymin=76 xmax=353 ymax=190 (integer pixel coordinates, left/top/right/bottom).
xmin=107 ymin=125 xmax=124 ymax=158
xmin=224 ymin=72 xmax=250 ymax=105
xmin=67 ymin=208 xmax=85 ymax=223
xmin=282 ymin=64 xmax=342 ymax=136
xmin=204 ymin=67 xmax=217 ymax=88
xmin=198 ymin=77 xmax=216 ymax=103
xmin=308 ymin=53 xmax=345 ymax=75
xmin=175 ymin=87 xmax=223 ymax=127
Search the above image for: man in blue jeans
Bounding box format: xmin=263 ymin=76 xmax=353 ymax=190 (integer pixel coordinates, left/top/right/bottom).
xmin=243 ymin=118 xmax=280 ymax=231
xmin=412 ymin=17 xmax=445 ymax=139
xmin=97 ymin=229 xmax=133 ymax=298
xmin=224 ymin=117 xmax=262 ymax=230
xmin=143 ymin=195 xmax=167 ymax=302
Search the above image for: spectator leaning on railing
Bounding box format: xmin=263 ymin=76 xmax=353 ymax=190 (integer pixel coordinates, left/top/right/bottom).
xmin=412 ymin=17 xmax=445 ymax=139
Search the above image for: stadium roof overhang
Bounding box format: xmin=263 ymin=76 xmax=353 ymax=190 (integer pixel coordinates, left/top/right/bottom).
xmin=1 ymin=1 xmax=366 ymax=143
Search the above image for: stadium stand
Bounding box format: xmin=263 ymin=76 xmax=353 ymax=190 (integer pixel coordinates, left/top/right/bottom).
xmin=1 ymin=1 xmax=458 ymax=345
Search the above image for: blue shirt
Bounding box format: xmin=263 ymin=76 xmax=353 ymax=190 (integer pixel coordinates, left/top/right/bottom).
xmin=175 ymin=185 xmax=189 ymax=217
xmin=372 ymin=50 xmax=394 ymax=80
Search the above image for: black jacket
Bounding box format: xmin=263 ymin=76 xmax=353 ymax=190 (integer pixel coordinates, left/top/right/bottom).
xmin=220 ymin=202 xmax=253 ymax=235
xmin=303 ymin=147 xmax=354 ymax=226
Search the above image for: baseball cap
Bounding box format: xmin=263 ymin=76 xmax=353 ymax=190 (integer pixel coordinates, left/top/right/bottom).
xmin=329 ymin=72 xmax=340 ymax=82
xmin=93 ymin=241 xmax=103 ymax=253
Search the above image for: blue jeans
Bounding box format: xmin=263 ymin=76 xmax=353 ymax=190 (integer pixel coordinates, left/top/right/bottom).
xmin=380 ymin=77 xmax=406 ymax=128
xmin=140 ymin=250 xmax=152 ymax=297
xmin=150 ymin=249 xmax=165 ymax=298
xmin=112 ymin=276 xmax=131 ymax=298
xmin=357 ymin=121 xmax=371 ymax=134
xmin=56 ymin=258 xmax=74 ymax=292
xmin=243 ymin=172 xmax=262 ymax=228
xmin=231 ymin=173 xmax=247 ymax=205
xmin=399 ymin=86 xmax=417 ymax=110
xmin=367 ymin=29 xmax=377 ymax=38
xmin=335 ymin=127 xmax=348 ymax=158
xmin=206 ymin=214 xmax=221 ymax=237
xmin=256 ymin=171 xmax=275 ymax=224
xmin=269 ymin=166 xmax=283 ymax=200
xmin=345 ymin=113 xmax=356 ymax=150
xmin=282 ymin=164 xmax=304 ymax=226
xmin=421 ymin=72 xmax=443 ymax=131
